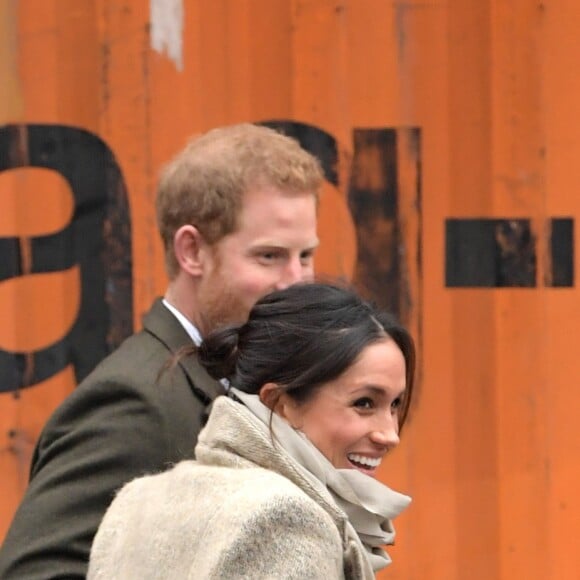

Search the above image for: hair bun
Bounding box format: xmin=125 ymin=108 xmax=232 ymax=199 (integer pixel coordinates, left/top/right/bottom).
xmin=197 ymin=324 xmax=241 ymax=380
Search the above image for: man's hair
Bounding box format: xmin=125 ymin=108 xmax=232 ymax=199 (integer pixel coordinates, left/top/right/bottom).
xmin=156 ymin=123 xmax=324 ymax=278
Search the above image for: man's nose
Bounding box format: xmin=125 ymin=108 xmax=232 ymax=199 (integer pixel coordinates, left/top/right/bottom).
xmin=275 ymin=257 xmax=309 ymax=290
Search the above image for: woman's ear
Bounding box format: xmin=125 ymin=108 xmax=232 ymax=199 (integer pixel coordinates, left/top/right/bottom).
xmin=259 ymin=383 xmax=301 ymax=427
xmin=258 ymin=382 xmax=280 ymax=410
xmin=173 ymin=225 xmax=207 ymax=276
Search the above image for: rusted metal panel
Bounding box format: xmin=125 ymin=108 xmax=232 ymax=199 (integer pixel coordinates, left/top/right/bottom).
xmin=0 ymin=1 xmax=579 ymax=579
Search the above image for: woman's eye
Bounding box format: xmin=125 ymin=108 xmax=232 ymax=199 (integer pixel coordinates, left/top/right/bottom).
xmin=353 ymin=397 xmax=374 ymax=410
xmin=391 ymin=397 xmax=402 ymax=410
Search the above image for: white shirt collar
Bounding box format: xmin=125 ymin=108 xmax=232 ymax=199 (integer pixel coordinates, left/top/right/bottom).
xmin=162 ymin=298 xmax=202 ymax=346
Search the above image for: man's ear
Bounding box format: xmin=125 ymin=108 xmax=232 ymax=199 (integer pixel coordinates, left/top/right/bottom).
xmin=259 ymin=383 xmax=301 ymax=427
xmin=173 ymin=225 xmax=207 ymax=276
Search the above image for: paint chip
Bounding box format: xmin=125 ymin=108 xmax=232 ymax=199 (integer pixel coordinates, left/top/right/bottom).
xmin=150 ymin=0 xmax=184 ymax=71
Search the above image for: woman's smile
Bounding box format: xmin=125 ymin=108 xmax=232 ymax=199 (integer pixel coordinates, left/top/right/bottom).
xmin=346 ymin=453 xmax=383 ymax=476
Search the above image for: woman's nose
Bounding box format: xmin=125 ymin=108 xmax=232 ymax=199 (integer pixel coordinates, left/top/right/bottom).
xmin=370 ymin=415 xmax=400 ymax=449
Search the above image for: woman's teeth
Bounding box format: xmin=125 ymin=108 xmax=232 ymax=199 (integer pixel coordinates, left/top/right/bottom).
xmin=347 ymin=453 xmax=382 ymax=469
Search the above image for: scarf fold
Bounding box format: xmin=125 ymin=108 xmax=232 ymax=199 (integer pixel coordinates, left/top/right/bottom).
xmin=229 ymin=388 xmax=411 ymax=572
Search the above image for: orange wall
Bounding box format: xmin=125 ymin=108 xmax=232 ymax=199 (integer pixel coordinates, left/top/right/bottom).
xmin=1 ymin=1 xmax=579 ymax=578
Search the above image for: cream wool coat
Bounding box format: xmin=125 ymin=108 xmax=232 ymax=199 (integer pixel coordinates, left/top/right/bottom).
xmin=88 ymin=396 xmax=376 ymax=579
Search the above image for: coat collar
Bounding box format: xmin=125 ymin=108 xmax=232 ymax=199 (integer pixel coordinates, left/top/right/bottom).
xmin=197 ymin=397 xmax=346 ymax=522
xmin=196 ymin=396 xmax=376 ymax=579
xmin=143 ymin=298 xmax=224 ymax=405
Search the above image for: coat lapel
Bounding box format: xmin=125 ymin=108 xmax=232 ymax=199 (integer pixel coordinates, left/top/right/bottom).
xmin=142 ymin=298 xmax=225 ymax=405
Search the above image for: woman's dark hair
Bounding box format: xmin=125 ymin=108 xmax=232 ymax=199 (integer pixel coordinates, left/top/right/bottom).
xmin=198 ymin=282 xmax=416 ymax=431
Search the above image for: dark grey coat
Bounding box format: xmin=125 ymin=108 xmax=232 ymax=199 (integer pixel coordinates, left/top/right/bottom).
xmin=0 ymin=299 xmax=224 ymax=580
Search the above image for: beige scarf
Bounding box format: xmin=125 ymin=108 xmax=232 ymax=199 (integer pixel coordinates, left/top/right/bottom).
xmin=230 ymin=388 xmax=411 ymax=572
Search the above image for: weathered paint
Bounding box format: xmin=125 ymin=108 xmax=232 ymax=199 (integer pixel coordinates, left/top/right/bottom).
xmin=0 ymin=0 xmax=22 ymax=122
xmin=150 ymin=0 xmax=184 ymax=71
xmin=0 ymin=2 xmax=579 ymax=579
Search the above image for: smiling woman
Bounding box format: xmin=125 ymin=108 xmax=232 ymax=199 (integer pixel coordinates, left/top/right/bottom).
xmin=88 ymin=282 xmax=416 ymax=580
xmin=272 ymin=339 xmax=407 ymax=478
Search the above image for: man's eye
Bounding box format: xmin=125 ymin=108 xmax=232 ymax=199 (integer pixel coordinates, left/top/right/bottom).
xmin=300 ymin=250 xmax=315 ymax=264
xmin=391 ymin=397 xmax=402 ymax=410
xmin=353 ymin=397 xmax=374 ymax=410
xmin=258 ymin=251 xmax=280 ymax=261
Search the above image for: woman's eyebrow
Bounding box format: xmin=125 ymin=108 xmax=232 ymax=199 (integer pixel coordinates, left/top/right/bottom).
xmin=349 ymin=386 xmax=386 ymax=396
xmin=350 ymin=385 xmax=407 ymax=397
